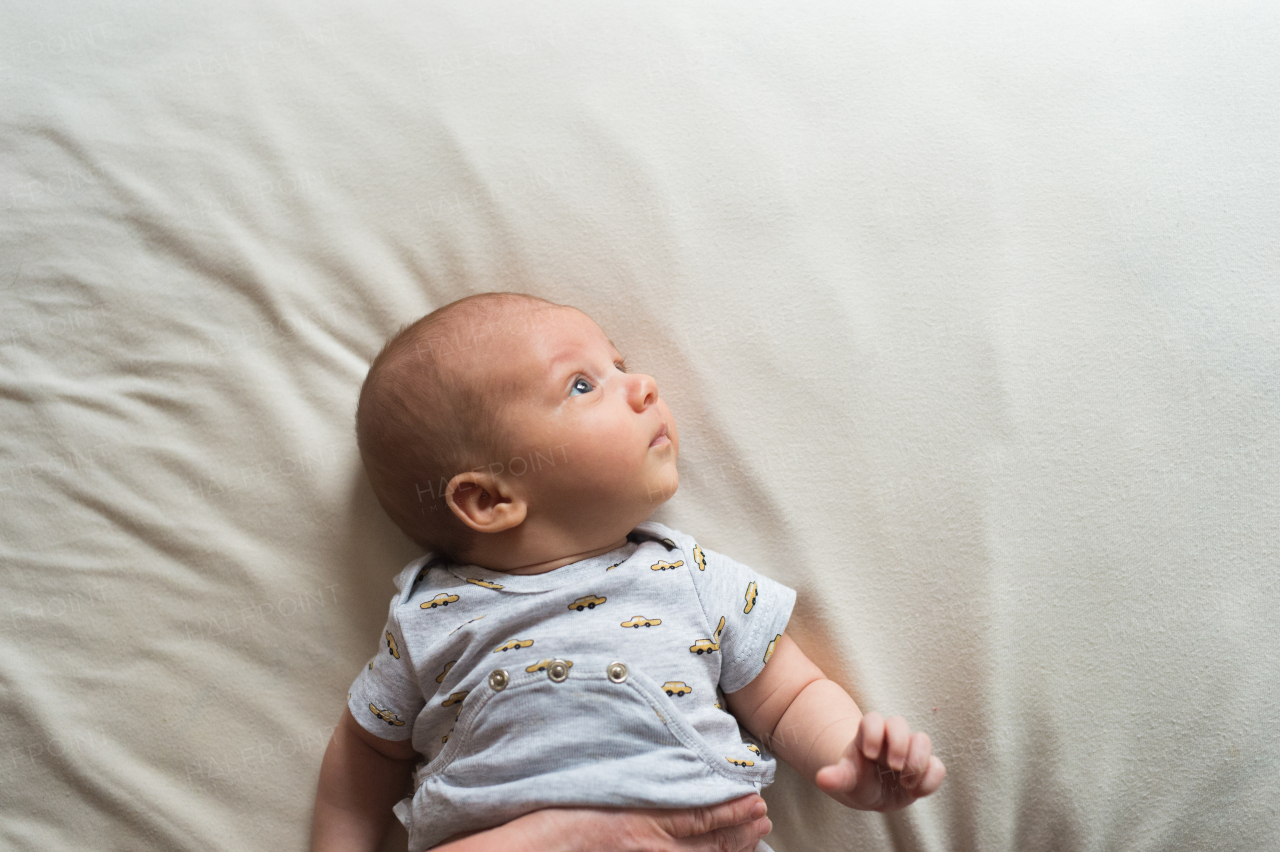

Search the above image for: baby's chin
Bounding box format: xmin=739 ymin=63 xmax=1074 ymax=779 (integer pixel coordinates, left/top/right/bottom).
xmin=646 ymin=467 xmax=679 ymax=509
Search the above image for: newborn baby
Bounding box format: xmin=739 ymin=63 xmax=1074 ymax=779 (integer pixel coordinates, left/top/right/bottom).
xmin=312 ymin=293 xmax=945 ymax=851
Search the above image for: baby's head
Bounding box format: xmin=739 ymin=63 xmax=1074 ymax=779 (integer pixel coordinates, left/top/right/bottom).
xmin=356 ymin=293 xmax=680 ymax=568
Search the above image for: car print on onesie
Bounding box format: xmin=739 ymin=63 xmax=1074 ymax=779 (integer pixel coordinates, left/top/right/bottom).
xmin=422 ymin=593 xmax=459 ymax=609
xmin=526 ymin=658 xmax=574 ymax=674
xmin=441 ymin=692 xmax=468 ymax=719
xmin=689 ymin=616 xmax=726 ymax=655
xmin=466 ymin=578 xmax=504 ymax=590
xmin=569 ymin=595 xmax=606 ymax=611
xmin=764 ymin=634 xmax=780 ymax=663
xmin=448 ymin=615 xmax=485 ymax=636
xmin=493 ymin=638 xmax=534 ymax=653
xmin=369 ymin=703 xmax=405 ymax=726
xmin=621 ymin=615 xmax=661 ymax=628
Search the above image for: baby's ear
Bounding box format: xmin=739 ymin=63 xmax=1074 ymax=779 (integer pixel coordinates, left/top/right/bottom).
xmin=445 ymin=472 xmax=526 ymax=533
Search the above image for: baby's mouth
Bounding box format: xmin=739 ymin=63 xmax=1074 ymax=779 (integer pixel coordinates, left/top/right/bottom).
xmin=649 ymin=423 xmax=669 ymax=447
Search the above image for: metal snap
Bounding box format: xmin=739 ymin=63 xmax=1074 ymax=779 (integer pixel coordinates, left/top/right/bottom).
xmin=607 ymin=661 xmax=628 ymax=683
xmin=488 ymin=669 xmax=509 ymax=691
xmin=547 ymin=660 xmax=570 ymax=683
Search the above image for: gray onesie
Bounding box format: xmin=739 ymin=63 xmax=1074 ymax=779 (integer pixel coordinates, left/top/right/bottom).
xmin=348 ymin=521 xmax=796 ymax=851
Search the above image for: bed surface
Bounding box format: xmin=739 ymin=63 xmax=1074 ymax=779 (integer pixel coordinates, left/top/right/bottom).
xmin=2 ymin=1 xmax=1278 ymax=850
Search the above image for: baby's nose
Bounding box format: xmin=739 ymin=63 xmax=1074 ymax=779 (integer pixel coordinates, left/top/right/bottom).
xmin=628 ymin=373 xmax=658 ymax=410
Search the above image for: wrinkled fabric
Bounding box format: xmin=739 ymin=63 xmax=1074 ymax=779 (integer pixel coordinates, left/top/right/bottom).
xmin=4 ymin=1 xmax=1279 ymax=850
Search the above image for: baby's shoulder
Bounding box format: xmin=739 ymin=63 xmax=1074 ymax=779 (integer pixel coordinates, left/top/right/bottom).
xmin=386 ymin=554 xmax=468 ymax=606
xmin=631 ymin=521 xmax=723 ymax=575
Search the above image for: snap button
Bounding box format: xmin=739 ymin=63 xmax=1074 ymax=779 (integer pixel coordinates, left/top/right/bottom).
xmin=488 ymin=669 xmax=509 ymax=691
xmin=547 ymin=660 xmax=570 ymax=683
xmin=607 ymin=661 xmax=628 ymax=683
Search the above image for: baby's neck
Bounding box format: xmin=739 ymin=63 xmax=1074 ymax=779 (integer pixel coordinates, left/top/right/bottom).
xmin=475 ymin=536 xmax=630 ymax=576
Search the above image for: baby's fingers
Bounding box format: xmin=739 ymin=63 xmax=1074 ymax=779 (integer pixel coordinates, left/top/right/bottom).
xmin=882 ymin=716 xmax=912 ymax=772
xmin=815 ymin=755 xmax=856 ymax=793
xmin=899 ymin=732 xmax=932 ymax=791
xmin=913 ymin=755 xmax=947 ymax=798
xmin=856 ymin=712 xmax=886 ymax=762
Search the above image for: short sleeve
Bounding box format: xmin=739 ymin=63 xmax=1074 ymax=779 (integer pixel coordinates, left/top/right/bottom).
xmin=682 ymin=538 xmax=797 ymax=694
xmin=347 ymin=595 xmax=424 ymax=741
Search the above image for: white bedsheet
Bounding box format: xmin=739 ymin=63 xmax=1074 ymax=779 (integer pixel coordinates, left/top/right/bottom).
xmin=2 ymin=1 xmax=1277 ymax=850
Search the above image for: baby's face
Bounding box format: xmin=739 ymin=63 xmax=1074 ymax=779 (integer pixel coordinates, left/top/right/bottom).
xmin=480 ymin=306 xmax=680 ymax=537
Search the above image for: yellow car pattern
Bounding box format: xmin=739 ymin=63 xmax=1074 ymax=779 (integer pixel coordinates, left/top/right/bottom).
xmin=369 ymin=703 xmax=405 ymax=726
xmin=662 ymin=681 xmax=692 ymax=697
xmin=435 ymin=661 xmax=455 ymax=683
xmin=442 ymin=691 xmax=468 ymax=719
xmin=693 ymin=544 xmax=707 ymax=571
xmin=726 ymin=757 xmax=755 ymax=767
xmin=651 ymin=559 xmax=684 ymax=572
xmin=569 ymin=595 xmax=606 ymax=611
xmin=493 ymin=638 xmax=534 ymax=653
xmin=746 ymin=744 xmax=762 ymax=756
xmin=448 ymin=615 xmax=485 ymax=635
xmin=606 ymin=562 xmax=622 ymax=571
xmin=526 ymin=658 xmax=574 ymax=673
xmin=422 ymin=593 xmax=459 ymax=609
xmin=764 ymin=634 xmax=780 ymax=663
xmin=466 ymin=578 xmax=504 ymax=590
xmin=743 ymin=581 xmax=757 ymax=614
xmin=689 ymin=616 xmax=726 ymax=655
xmin=621 ymin=615 xmax=661 ymax=628
xmin=385 ymin=631 xmax=400 ymax=659
xmin=660 ymin=537 xmax=678 ymax=549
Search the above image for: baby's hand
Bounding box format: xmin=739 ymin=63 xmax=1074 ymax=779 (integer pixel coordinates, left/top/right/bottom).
xmin=814 ymin=712 xmax=946 ymax=811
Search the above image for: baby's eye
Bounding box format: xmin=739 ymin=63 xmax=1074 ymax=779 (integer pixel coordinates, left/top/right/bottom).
xmin=569 ymin=377 xmax=594 ymax=396
xmin=615 ymin=358 xmax=628 ymax=373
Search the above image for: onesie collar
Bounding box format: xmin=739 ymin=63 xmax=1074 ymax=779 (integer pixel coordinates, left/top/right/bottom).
xmin=436 ymin=523 xmax=676 ymax=594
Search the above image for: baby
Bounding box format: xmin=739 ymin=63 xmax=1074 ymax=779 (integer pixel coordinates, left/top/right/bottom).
xmin=312 ymin=293 xmax=945 ymax=851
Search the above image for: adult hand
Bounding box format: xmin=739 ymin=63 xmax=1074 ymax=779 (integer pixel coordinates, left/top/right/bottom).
xmin=438 ymin=794 xmax=772 ymax=852
xmin=585 ymin=794 xmax=772 ymax=851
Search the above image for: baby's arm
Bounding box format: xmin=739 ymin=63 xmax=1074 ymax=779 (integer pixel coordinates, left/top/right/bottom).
xmin=725 ymin=634 xmax=945 ymax=811
xmin=312 ymin=707 xmax=418 ymax=851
